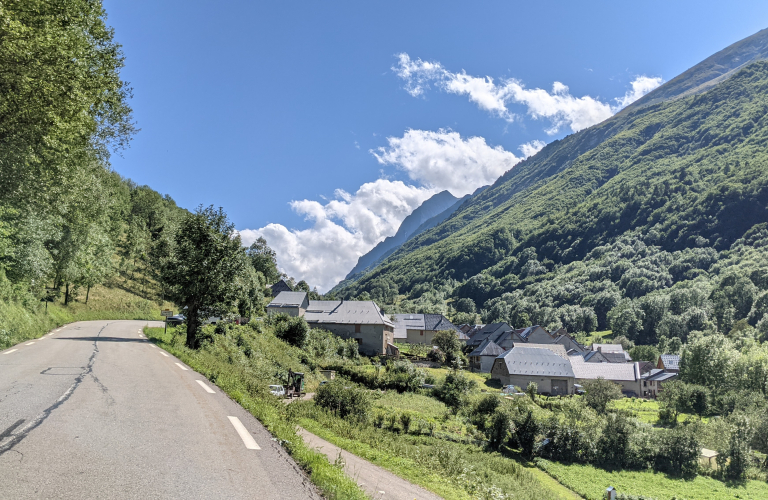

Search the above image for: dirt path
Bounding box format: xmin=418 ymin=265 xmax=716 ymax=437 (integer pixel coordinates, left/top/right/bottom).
xmin=297 ymin=427 xmax=442 ymax=500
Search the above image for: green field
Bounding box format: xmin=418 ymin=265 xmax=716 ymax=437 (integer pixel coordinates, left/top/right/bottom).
xmin=537 ymin=459 xmax=768 ymax=500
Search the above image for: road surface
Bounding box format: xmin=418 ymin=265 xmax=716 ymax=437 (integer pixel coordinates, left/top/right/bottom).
xmin=0 ymin=320 xmax=321 ymax=500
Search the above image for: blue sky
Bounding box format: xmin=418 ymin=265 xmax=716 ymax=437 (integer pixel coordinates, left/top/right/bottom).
xmin=104 ymin=1 xmax=768 ymax=290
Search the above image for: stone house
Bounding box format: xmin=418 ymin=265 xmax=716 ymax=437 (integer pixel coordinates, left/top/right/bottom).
xmin=266 ymin=291 xmax=308 ymax=317
xmin=490 ymin=344 xmax=574 ymax=396
xmin=393 ymin=313 xmax=464 ymax=345
xmin=468 ymin=339 xmax=506 ymax=373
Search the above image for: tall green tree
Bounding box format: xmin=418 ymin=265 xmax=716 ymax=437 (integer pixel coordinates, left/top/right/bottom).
xmin=162 ymin=206 xmax=250 ymax=348
xmin=246 ymin=237 xmax=281 ymax=284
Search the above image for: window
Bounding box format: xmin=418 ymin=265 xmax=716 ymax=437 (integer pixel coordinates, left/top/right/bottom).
xmin=354 ymin=324 xmax=361 ymax=333
xmin=420 ymin=330 xmax=424 ymax=336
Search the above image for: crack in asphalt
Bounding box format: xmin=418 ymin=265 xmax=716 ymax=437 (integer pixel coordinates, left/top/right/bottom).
xmin=0 ymin=323 xmax=109 ymax=456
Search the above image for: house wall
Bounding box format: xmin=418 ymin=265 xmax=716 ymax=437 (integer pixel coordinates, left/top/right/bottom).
xmin=470 ymin=355 xmax=496 ymax=373
xmin=577 ymin=377 xmax=642 ymax=396
xmin=490 ymin=360 xmax=573 ymax=394
xmin=406 ymin=329 xmax=438 ymax=345
xmin=526 ymin=328 xmax=555 ymax=344
xmin=267 ymin=306 xmax=304 ymax=317
xmin=314 ymin=322 xmax=392 ymax=355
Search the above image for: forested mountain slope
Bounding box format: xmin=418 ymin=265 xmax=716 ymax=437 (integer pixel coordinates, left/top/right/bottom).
xmin=335 ymin=56 xmax=768 ymax=346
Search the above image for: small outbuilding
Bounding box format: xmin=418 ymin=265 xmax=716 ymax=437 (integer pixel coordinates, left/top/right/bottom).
xmin=468 ymin=339 xmax=506 ymax=373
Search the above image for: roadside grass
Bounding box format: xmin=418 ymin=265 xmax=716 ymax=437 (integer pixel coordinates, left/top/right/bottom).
xmin=0 ymin=284 xmax=170 ymax=349
xmin=292 ymin=401 xmax=566 ymax=500
xmin=536 ymin=458 xmax=768 ymax=500
xmin=143 ymin=325 xmax=368 ymax=500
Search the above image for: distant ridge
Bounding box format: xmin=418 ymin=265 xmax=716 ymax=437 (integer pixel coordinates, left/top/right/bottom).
xmin=344 ymin=190 xmax=466 ymax=280
xmin=625 ymin=27 xmax=768 ymax=111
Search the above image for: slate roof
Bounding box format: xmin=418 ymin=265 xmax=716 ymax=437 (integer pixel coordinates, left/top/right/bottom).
xmin=304 ymin=300 xmax=394 ymax=326
xmin=497 ymin=347 xmax=575 ymax=378
xmin=424 ymin=313 xmax=460 ymax=332
xmin=603 ymin=352 xmax=631 ymax=363
xmin=571 ymin=357 xmax=640 ymax=381
xmin=467 ymin=323 xmax=513 ymax=346
xmin=469 ymin=339 xmax=506 ymax=357
xmin=517 ymin=325 xmax=545 ymax=340
xmin=267 ymin=291 xmax=308 ymax=308
xmin=270 ymin=279 xmax=293 ymax=297
xmin=513 ymin=343 xmax=569 ymax=359
xmin=643 ymin=369 xmax=678 ymax=382
xmin=393 ymin=314 xmax=426 ymax=339
xmin=659 ymin=354 xmax=680 ymax=371
xmin=592 ymin=343 xmax=624 ymax=353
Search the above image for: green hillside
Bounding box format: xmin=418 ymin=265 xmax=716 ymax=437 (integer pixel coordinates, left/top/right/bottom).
xmin=336 ymin=51 xmax=768 ymax=345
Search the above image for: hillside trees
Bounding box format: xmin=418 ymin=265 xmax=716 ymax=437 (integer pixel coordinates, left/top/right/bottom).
xmin=161 ymin=206 xmax=252 ymax=348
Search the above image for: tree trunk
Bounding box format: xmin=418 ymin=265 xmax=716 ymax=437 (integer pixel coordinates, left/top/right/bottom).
xmin=85 ymin=285 xmax=91 ymax=305
xmin=186 ymin=306 xmax=199 ymax=349
xmin=64 ymin=283 xmax=70 ymax=305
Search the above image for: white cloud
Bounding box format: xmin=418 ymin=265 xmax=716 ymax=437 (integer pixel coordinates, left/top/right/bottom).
xmin=239 ymin=179 xmax=435 ymax=292
xmin=371 ymin=129 xmax=522 ymax=196
xmin=615 ymin=75 xmax=664 ymax=109
xmin=519 ymin=140 xmax=546 ymax=158
xmin=393 ymin=54 xmax=663 ymax=133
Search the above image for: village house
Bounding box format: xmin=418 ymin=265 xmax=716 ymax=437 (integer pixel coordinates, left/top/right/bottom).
xmin=570 ymin=356 xmax=643 ymax=396
xmin=268 ymin=279 xmax=293 ymax=297
xmin=657 ymin=354 xmax=680 ymax=373
xmin=265 ymin=291 xmax=308 ymax=317
xmin=591 ymin=343 xmax=632 ymax=362
xmin=490 ymin=344 xmax=574 ymax=396
xmin=466 ymin=323 xmax=514 ymax=349
xmin=468 ymin=339 xmax=505 ymax=373
xmin=392 ymin=313 xmax=465 ymax=345
xmin=641 ymin=369 xmax=678 ymax=398
xmin=267 ymin=292 xmax=395 ymax=355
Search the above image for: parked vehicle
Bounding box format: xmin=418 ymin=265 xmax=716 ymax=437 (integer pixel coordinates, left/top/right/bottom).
xmin=166 ymin=314 xmax=185 ymax=326
xmin=269 ymin=385 xmax=285 ymax=397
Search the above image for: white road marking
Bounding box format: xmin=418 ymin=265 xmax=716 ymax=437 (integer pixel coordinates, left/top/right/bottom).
xmin=227 ymin=416 xmax=260 ymax=450
xmin=196 ymin=380 xmax=216 ymax=394
xmin=3 ymin=349 xmax=18 ymax=355
xmin=175 ymin=363 xmax=188 ymax=371
xmin=25 ymin=342 xmax=35 ymax=345
xmin=159 ymin=352 xmax=169 ymax=357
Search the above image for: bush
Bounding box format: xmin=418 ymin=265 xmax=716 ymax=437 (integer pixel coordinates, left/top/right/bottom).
xmin=654 ymin=426 xmax=700 ymax=477
xmin=437 ymin=370 xmax=477 ymax=410
xmin=513 ymin=409 xmax=539 ymax=459
xmin=314 ymin=381 xmax=370 ymax=421
xmin=268 ymin=313 xmax=309 ymax=347
xmin=399 ymin=412 xmax=412 ymax=433
xmin=582 ymin=378 xmax=623 ymax=412
xmin=487 ymin=408 xmax=512 ymax=450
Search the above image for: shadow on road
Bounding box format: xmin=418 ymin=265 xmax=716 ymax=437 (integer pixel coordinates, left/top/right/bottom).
xmin=56 ymin=337 xmax=150 ymax=343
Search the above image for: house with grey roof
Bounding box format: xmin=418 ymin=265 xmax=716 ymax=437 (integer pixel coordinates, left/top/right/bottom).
xmin=641 ymin=369 xmax=678 ymax=398
xmin=570 ymin=356 xmax=643 ymax=396
xmin=591 ymin=343 xmax=632 ymax=362
xmin=269 ymin=279 xmax=293 ymax=297
xmin=266 ymin=291 xmax=309 ymax=317
xmin=657 ymin=354 xmax=680 ymax=373
xmin=267 ymin=292 xmax=395 ymax=355
xmin=468 ymin=339 xmax=506 ymax=373
xmin=490 ymin=345 xmax=575 ymax=396
xmin=466 ymin=323 xmax=514 ymax=349
xmin=393 ymin=313 xmax=464 ymax=345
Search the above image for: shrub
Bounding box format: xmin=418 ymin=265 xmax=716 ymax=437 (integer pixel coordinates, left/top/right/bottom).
xmin=314 ymin=381 xmax=370 ymax=421
xmin=654 ymin=426 xmax=700 ymax=477
xmin=513 ymin=409 xmax=539 ymax=459
xmin=268 ymin=313 xmax=309 ymax=347
xmin=486 ymin=408 xmax=512 ymax=450
xmin=582 ymin=378 xmax=623 ymax=412
xmin=437 ymin=371 xmax=477 ymax=410
xmin=596 ymin=413 xmax=633 ymax=468
xmin=526 ymin=381 xmax=538 ymax=401
xmin=399 ymin=412 xmax=412 ymax=433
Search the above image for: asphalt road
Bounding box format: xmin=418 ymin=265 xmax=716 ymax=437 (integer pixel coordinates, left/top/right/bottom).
xmin=0 ymin=320 xmax=321 ymax=500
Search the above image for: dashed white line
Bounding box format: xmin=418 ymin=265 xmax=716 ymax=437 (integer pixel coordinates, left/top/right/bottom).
xmin=175 ymin=363 xmax=188 ymax=371
xmin=227 ymin=416 xmax=260 ymax=450
xmin=3 ymin=349 xmax=18 ymax=355
xmin=159 ymin=352 xmax=169 ymax=357
xmin=25 ymin=342 xmax=35 ymax=346
xmin=196 ymin=380 xmax=216 ymax=394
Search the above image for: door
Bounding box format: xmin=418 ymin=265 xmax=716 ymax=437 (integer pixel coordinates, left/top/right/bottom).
xmin=551 ymin=379 xmax=568 ymax=396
